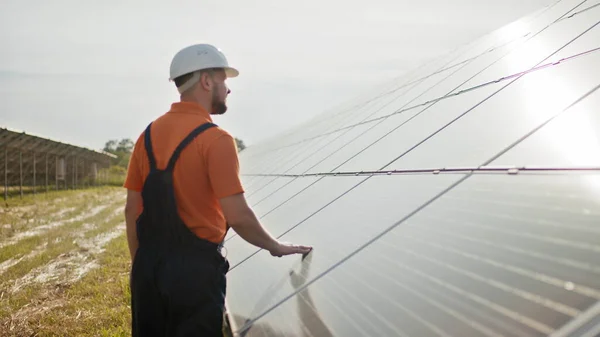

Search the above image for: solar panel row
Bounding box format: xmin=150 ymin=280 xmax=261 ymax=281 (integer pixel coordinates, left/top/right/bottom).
xmin=225 ymin=0 xmax=600 ymax=335
xmin=0 ymin=127 xmax=116 ymax=199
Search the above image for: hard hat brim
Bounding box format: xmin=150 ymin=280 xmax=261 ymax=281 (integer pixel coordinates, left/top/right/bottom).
xmin=225 ymin=67 xmax=239 ymax=78
xmin=168 ymin=66 xmax=240 ymax=82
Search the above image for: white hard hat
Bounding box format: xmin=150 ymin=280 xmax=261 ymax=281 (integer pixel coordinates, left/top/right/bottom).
xmin=169 ymin=44 xmax=239 ymax=93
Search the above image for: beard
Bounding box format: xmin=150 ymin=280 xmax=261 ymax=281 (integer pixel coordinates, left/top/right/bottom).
xmin=212 ymin=101 xmax=227 ymax=115
xmin=211 ymin=90 xmax=228 ymax=115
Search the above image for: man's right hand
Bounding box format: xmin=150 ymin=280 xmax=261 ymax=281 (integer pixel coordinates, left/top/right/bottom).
xmin=269 ymin=242 xmax=313 ymax=257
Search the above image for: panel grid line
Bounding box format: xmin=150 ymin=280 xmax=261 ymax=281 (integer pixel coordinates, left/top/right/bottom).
xmin=246 ymin=56 xmax=479 ymax=202
xmin=239 ymin=37 xmax=600 ymax=244
xmin=561 ymin=1 xmax=600 ymax=20
xmin=233 ymin=82 xmax=600 ymax=335
xmin=241 ymin=0 xmax=563 ymax=159
xmin=230 ymin=22 xmax=600 ymax=253
xmin=245 ymin=55 xmax=472 ymax=196
xmin=243 ymin=1 xmax=598 ymax=161
xmin=242 ymin=43 xmax=600 ymax=174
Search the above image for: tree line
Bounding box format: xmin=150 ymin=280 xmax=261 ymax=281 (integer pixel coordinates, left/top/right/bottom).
xmin=103 ymin=137 xmax=246 ymax=169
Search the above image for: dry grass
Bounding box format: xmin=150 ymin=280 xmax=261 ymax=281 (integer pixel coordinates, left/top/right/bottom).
xmin=0 ymin=187 xmax=132 ymax=336
xmin=2 ymin=237 xmax=132 ymax=336
xmin=0 ymin=186 xmax=234 ymax=336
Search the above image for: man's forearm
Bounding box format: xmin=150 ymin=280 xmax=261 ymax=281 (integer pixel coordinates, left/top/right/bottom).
xmin=221 ymin=194 xmax=312 ymax=258
xmin=229 ymin=209 xmax=279 ymax=252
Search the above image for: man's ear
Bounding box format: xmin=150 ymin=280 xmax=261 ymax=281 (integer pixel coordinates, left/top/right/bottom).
xmin=200 ymin=72 xmax=212 ymax=91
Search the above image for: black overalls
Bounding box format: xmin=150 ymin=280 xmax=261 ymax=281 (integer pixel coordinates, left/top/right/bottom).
xmin=131 ymin=122 xmax=230 ymax=337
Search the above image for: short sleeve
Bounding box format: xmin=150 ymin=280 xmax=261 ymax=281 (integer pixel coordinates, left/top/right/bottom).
xmin=123 ymin=135 xmax=144 ymax=192
xmin=206 ymin=133 xmax=245 ymax=198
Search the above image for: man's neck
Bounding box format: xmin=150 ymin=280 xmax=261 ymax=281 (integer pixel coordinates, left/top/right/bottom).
xmin=180 ymin=95 xmax=212 ymax=114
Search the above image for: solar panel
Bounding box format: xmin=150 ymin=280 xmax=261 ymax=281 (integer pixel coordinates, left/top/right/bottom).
xmin=225 ymin=0 xmax=600 ymax=335
xmin=234 ymin=173 xmax=600 ymax=337
xmin=491 ymin=90 xmax=600 ymax=167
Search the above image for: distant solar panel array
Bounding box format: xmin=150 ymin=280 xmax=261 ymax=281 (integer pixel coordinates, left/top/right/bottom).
xmin=0 ymin=127 xmax=116 ymax=199
xmin=224 ymin=0 xmax=600 ymax=336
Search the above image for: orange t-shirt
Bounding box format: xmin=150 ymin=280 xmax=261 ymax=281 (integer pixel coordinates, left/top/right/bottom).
xmin=123 ymin=102 xmax=244 ymax=243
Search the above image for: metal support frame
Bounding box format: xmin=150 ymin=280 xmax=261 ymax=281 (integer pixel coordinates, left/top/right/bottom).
xmin=64 ymin=156 xmax=67 ymax=190
xmin=4 ymin=148 xmax=7 ymax=201
xmin=0 ymin=129 xmax=115 ymax=199
xmin=33 ymin=152 xmax=36 ymax=195
xmin=55 ymin=156 xmax=59 ymax=191
xmin=73 ymin=156 xmax=77 ymax=189
xmin=19 ymin=151 xmax=23 ymax=199
xmin=45 ymin=154 xmax=49 ymax=193
xmin=245 ymin=166 xmax=600 ymax=178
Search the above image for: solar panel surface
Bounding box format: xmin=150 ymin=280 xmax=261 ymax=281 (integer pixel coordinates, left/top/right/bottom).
xmin=225 ymin=1 xmax=600 ymax=335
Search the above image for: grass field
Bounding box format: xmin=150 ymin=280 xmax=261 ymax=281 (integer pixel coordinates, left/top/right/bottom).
xmin=0 ymin=187 xmax=132 ymax=336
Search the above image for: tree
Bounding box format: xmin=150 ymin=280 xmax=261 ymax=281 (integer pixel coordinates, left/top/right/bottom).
xmin=235 ymin=138 xmax=246 ymax=152
xmin=104 ymin=140 xmax=117 ymax=152
xmin=104 ymin=138 xmax=133 ymax=168
xmin=117 ymin=139 xmax=134 ymax=153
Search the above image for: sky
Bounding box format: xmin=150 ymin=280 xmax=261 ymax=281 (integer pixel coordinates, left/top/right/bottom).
xmin=0 ymin=0 xmax=555 ymax=150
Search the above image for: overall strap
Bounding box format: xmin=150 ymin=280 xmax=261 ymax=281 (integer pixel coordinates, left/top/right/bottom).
xmin=166 ymin=123 xmax=217 ymax=171
xmin=143 ymin=123 xmax=158 ymax=171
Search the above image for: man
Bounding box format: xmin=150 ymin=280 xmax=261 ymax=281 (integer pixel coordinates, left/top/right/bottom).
xmin=123 ymin=43 xmax=312 ymax=337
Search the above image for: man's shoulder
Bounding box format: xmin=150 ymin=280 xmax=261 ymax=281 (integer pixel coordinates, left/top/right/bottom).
xmin=212 ymin=125 xmax=233 ymax=138
xmin=131 ymin=126 xmax=148 ymax=153
xmin=197 ymin=126 xmax=243 ymax=160
xmin=138 ymin=114 xmax=234 ymax=149
xmin=201 ymin=124 xmax=234 ymax=143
